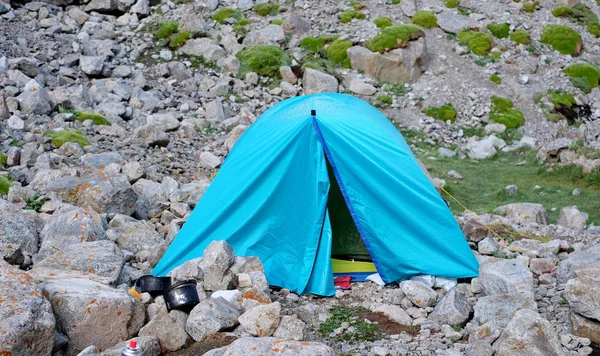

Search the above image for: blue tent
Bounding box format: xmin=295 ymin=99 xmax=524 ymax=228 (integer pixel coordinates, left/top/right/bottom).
xmin=153 ymin=93 xmax=479 ymax=296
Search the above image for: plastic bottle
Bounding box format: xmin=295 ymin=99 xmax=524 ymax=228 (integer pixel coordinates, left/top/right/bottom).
xmin=121 ymin=339 xmax=142 ymax=356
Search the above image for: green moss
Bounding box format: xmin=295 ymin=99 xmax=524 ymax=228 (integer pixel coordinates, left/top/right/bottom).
xmin=169 ymin=31 xmax=190 ymax=48
xmin=489 ymin=96 xmax=524 ymax=128
xmin=44 ymin=130 xmax=91 ymax=148
xmin=300 ymin=36 xmax=334 ymax=53
xmin=458 ymin=30 xmax=493 ymax=56
xmin=563 ymin=62 xmax=600 ymax=94
xmin=270 ymin=19 xmax=283 ymax=25
xmin=412 ymin=10 xmax=437 ymax=28
xmin=365 ymin=24 xmax=424 ymax=53
xmin=424 ymin=103 xmax=457 ymax=123
xmin=588 ymin=22 xmax=600 ymax=37
xmin=253 ymin=3 xmax=279 ymax=16
xmin=154 ymin=20 xmax=178 ymax=39
xmin=547 ymin=89 xmax=576 ymax=108
xmin=0 ymin=176 xmax=12 ymax=195
xmin=236 ymin=45 xmax=290 ymax=77
xmin=60 ymin=107 xmax=111 ymax=126
xmin=510 ymin=29 xmax=530 ymax=44
xmin=552 ymin=6 xmax=573 ymax=17
xmin=376 ymin=95 xmax=393 ymax=106
xmin=490 ymin=74 xmax=502 ymax=84
xmin=212 ymin=8 xmax=242 ymax=24
xmin=0 ymin=153 xmax=7 ymax=167
xmin=571 ymin=4 xmax=598 ymax=25
xmin=444 ymin=0 xmax=460 ymax=8
xmin=487 ymin=23 xmax=510 ymax=38
xmin=541 ymin=25 xmax=582 ymax=55
xmin=348 ymin=0 xmax=363 ymax=10
xmin=374 ymin=16 xmax=392 ymax=29
xmin=326 ymin=39 xmax=352 ymax=67
xmin=339 ymin=10 xmax=365 ymax=23
xmin=522 ymin=2 xmax=535 ymax=12
xmin=391 ymin=0 xmax=400 ymax=4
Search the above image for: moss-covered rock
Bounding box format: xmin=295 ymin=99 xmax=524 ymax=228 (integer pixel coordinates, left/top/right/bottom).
xmin=44 ymin=130 xmax=91 ymax=148
xmin=374 ymin=16 xmax=392 ymax=29
xmin=212 ymin=8 xmax=242 ymax=24
xmin=425 ymin=103 xmax=457 ymax=122
xmin=489 ymin=96 xmax=525 ymax=128
xmin=326 ymin=39 xmax=352 ymax=67
xmin=236 ymin=45 xmax=290 ymax=77
xmin=339 ymin=10 xmax=366 ymax=23
xmin=522 ymin=2 xmax=536 ymax=13
xmin=487 ymin=23 xmax=510 ymax=38
xmin=300 ymin=36 xmax=334 ymax=53
xmin=364 ymin=25 xmax=424 ymax=53
xmin=444 ymin=0 xmax=460 ymax=8
xmin=412 ymin=11 xmax=437 ymax=28
xmin=552 ymin=6 xmax=573 ymax=17
xmin=490 ymin=74 xmax=502 ymax=84
xmin=0 ymin=176 xmax=12 ymax=195
xmin=253 ymin=3 xmax=279 ymax=16
xmin=75 ymin=111 xmax=111 ymax=126
xmin=509 ymin=29 xmax=530 ymax=45
xmin=541 ymin=25 xmax=582 ymax=55
xmin=563 ymin=62 xmax=600 ymax=93
xmin=0 ymin=153 xmax=7 ymax=167
xmin=154 ymin=20 xmax=179 ymax=39
xmin=458 ymin=30 xmax=493 ymax=56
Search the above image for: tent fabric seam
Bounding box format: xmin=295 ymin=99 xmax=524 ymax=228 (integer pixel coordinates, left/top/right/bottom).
xmin=311 ymin=116 xmax=390 ymax=283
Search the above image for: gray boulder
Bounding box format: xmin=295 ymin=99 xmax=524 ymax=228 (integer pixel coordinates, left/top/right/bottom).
xmin=99 ymin=336 xmax=161 ymax=356
xmin=204 ymin=337 xmax=334 ymax=356
xmin=107 ymin=214 xmax=165 ymax=256
xmin=243 ymin=25 xmax=286 ymax=46
xmin=564 ymin=266 xmax=600 ymax=321
xmin=437 ymin=11 xmax=470 ymax=34
xmin=400 ymin=0 xmax=417 ymax=16
xmin=238 ymin=302 xmax=281 ymax=336
xmin=138 ymin=312 xmax=190 ymax=353
xmin=273 ymin=315 xmax=306 ymax=341
xmin=230 ymin=256 xmax=269 ymax=293
xmin=30 ymin=241 xmax=124 ymax=285
xmin=303 ymin=68 xmax=338 ymax=94
xmin=494 ymin=203 xmax=549 ymax=225
xmin=372 ymin=304 xmax=412 ymax=325
xmin=282 ymin=14 xmax=310 ymax=35
xmin=569 ymin=311 xmax=600 ymax=345
xmin=81 ymin=152 xmax=125 ymax=169
xmin=80 ymin=56 xmax=104 ymax=75
xmin=130 ymin=0 xmax=149 ymax=16
xmin=474 ymin=294 xmax=537 ymax=332
xmin=399 ymin=280 xmax=438 ymax=307
xmin=43 ymin=278 xmax=145 ymax=355
xmin=465 ymin=136 xmax=505 ymax=160
xmin=168 ymin=257 xmax=204 ymax=282
xmin=0 ymin=260 xmax=55 ymax=356
xmin=348 ymin=78 xmax=377 ymax=96
xmin=199 ymin=151 xmax=222 ymax=169
xmin=179 ymin=38 xmax=226 ymax=62
xmin=133 ymin=125 xmax=170 ymax=147
xmin=132 ymin=178 xmax=170 ymax=219
xmin=186 ymin=298 xmax=241 ymax=341
xmin=84 ymin=0 xmax=118 ymax=12
xmin=201 ymin=240 xmax=235 ymax=291
xmin=0 ymin=199 xmax=39 ymax=262
xmin=17 ymin=79 xmax=53 ymax=115
xmin=428 ymin=289 xmax=472 ymax=326
xmin=179 ymin=8 xmax=207 ymax=32
xmin=479 ymin=258 xmax=534 ymax=301
xmin=493 ymin=309 xmax=563 ymax=356
xmin=147 ymin=113 xmax=180 ymax=132
xmin=557 ymin=206 xmax=588 ymax=229
xmin=557 ymin=245 xmax=600 ymax=283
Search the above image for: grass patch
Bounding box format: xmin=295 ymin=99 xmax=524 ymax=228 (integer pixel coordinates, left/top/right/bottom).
xmin=154 ymin=20 xmax=178 ymax=39
xmin=300 ymin=36 xmax=334 ymax=54
xmin=59 ymin=107 xmax=111 ymax=126
xmin=270 ymin=19 xmax=283 ymax=25
xmin=0 ymin=176 xmax=12 ymax=195
xmin=236 ymin=45 xmax=290 ymax=77
xmin=376 ymin=95 xmax=393 ymax=107
xmin=522 ymin=2 xmax=536 ymax=13
xmin=365 ymin=25 xmax=424 ymax=53
xmin=326 ymin=39 xmax=352 ymax=67
xmin=374 ymin=16 xmax=392 ymax=29
xmin=0 ymin=153 xmax=7 ymax=167
xmin=212 ymin=8 xmax=242 ymax=24
xmin=412 ymin=11 xmax=437 ymax=28
xmin=487 ymin=23 xmax=510 ymax=38
xmin=383 ymin=82 xmax=411 ymax=96
xmin=563 ymin=62 xmax=600 ymax=94
xmin=541 ymin=24 xmax=582 ymax=56
xmin=489 ymin=96 xmax=524 ymax=129
xmin=490 ymin=74 xmax=502 ymax=84
xmin=458 ymin=30 xmax=493 ymax=56
xmin=424 ymin=103 xmax=457 ymax=123
xmin=24 ymin=191 xmax=50 ymax=212
xmin=43 ymin=130 xmax=90 ymax=148
xmin=391 ymin=0 xmax=400 ymax=4
xmin=319 ymin=307 xmax=379 ymax=342
xmin=444 ymin=0 xmax=460 ymax=8
xmin=339 ymin=10 xmax=366 ymax=23
xmin=510 ymin=29 xmax=530 ymax=45
xmin=253 ymin=3 xmax=279 ymax=16
xmin=552 ymin=6 xmax=572 ymax=17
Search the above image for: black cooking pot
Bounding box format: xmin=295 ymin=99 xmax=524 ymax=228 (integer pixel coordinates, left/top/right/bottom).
xmin=135 ymin=275 xmax=172 ymax=296
xmin=164 ymin=279 xmax=200 ymax=313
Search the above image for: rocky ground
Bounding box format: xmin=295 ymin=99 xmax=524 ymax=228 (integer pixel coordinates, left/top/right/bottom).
xmin=2 ymin=0 xmax=600 ymax=354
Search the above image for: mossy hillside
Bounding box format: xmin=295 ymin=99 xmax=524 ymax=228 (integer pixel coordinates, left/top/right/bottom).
xmin=44 ymin=130 xmax=91 ymax=148
xmin=374 ymin=16 xmax=392 ymax=29
xmin=489 ymin=96 xmax=525 ymax=128
xmin=458 ymin=30 xmax=493 ymax=56
xmin=0 ymin=176 xmax=12 ymax=195
xmin=563 ymin=62 xmax=600 ymax=93
xmin=510 ymin=29 xmax=530 ymax=44
xmin=424 ymin=103 xmax=457 ymax=122
xmin=365 ymin=25 xmax=424 ymax=53
xmin=299 ymin=36 xmax=334 ymax=53
xmin=339 ymin=10 xmax=366 ymax=23
xmin=253 ymin=3 xmax=279 ymax=16
xmin=487 ymin=23 xmax=510 ymax=38
xmin=541 ymin=25 xmax=582 ymax=55
xmin=236 ymin=45 xmax=290 ymax=77
xmin=326 ymin=39 xmax=352 ymax=67
xmin=490 ymin=74 xmax=502 ymax=84
xmin=212 ymin=8 xmax=242 ymax=24
xmin=412 ymin=11 xmax=437 ymax=28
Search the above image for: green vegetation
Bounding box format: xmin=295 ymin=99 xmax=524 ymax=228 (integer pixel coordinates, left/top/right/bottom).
xmin=391 ymin=0 xmax=400 ymax=4
xmin=551 ymin=4 xmax=599 ymax=37
xmin=43 ymin=130 xmax=91 ymax=148
xmin=374 ymin=16 xmax=392 ymax=29
xmin=9 ymin=138 xmax=22 ymax=147
xmin=24 ymin=192 xmax=50 ymax=212
xmin=376 ymin=95 xmax=393 ymax=107
xmin=458 ymin=30 xmax=493 ymax=56
xmin=424 ymin=103 xmax=457 ymax=122
xmin=319 ymin=307 xmax=379 ymax=342
xmin=212 ymin=8 xmax=242 ymax=24
xmin=490 ymin=73 xmax=502 ymax=84
xmin=169 ymin=31 xmax=190 ymax=48
xmin=339 ymin=10 xmax=366 ymax=23
xmin=489 ymin=96 xmax=525 ymax=128
xmin=154 ymin=20 xmax=179 ymax=39
xmin=0 ymin=153 xmax=7 ymax=167
xmin=0 ymin=176 xmax=12 ymax=195
xmin=510 ymin=29 xmax=530 ymax=45
xmin=348 ymin=0 xmax=364 ymax=10
xmin=522 ymin=2 xmax=536 ymax=12
xmin=270 ymin=19 xmax=283 ymax=25
xmin=444 ymin=0 xmax=460 ymax=8
xmin=542 ymin=89 xmax=578 ymax=123
xmin=547 ymin=89 xmax=576 ymax=108
xmin=177 ymin=53 xmax=219 ymax=70
xmin=236 ymin=45 xmax=290 ymax=77
xmin=487 ymin=23 xmax=510 ymax=38
xmin=383 ymin=82 xmax=411 ymax=96
xmin=411 ymin=11 xmax=437 ymax=28
xmin=253 ymin=3 xmax=279 ymax=16
xmin=552 ymin=6 xmax=572 ymax=17
xmin=145 ymin=20 xmax=194 ymax=49
xmin=59 ymin=107 xmax=111 ymax=126
xmin=588 ymin=22 xmax=600 ymax=37
xmin=563 ymin=62 xmax=600 ymax=93
xmin=233 ymin=18 xmax=251 ymax=33
xmin=300 ymin=36 xmax=334 ymax=53
xmin=365 ymin=25 xmax=423 ymax=53
xmin=541 ymin=24 xmax=582 ymax=55
xmin=326 ymin=39 xmax=352 ymax=67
